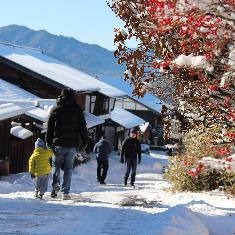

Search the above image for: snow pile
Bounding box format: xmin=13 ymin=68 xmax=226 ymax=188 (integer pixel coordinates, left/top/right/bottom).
xmin=173 ymin=54 xmax=213 ymax=71
xmin=26 ymin=108 xmax=49 ymax=122
xmin=10 ymin=126 xmax=33 ymax=139
xmin=156 ymin=206 xmax=209 ymax=235
xmin=0 ymin=173 xmax=34 ymax=194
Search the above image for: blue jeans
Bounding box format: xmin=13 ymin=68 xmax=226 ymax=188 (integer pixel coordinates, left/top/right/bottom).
xmin=52 ymin=147 xmax=76 ymax=194
xmin=125 ymin=159 xmax=137 ymax=184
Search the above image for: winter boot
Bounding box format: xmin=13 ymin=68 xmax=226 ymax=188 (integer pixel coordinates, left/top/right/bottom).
xmin=124 ymin=176 xmax=128 ymax=186
xmin=51 ymin=186 xmax=60 ymax=198
xmin=130 ymin=174 xmax=136 ymax=187
xmin=34 ymin=191 xmax=39 ymax=198
xmin=38 ymin=193 xmax=44 ymax=200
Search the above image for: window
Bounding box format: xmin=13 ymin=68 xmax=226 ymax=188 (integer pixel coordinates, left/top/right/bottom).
xmin=89 ymin=95 xmax=110 ymax=115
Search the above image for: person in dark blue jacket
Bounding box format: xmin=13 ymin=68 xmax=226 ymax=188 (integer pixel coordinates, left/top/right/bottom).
xmin=93 ymin=132 xmax=112 ymax=184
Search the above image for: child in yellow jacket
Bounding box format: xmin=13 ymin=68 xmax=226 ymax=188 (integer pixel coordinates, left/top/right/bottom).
xmin=29 ymin=138 xmax=53 ymax=199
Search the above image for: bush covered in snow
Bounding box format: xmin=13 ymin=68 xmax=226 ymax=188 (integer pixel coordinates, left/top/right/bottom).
xmin=165 ymin=124 xmax=235 ymax=194
xmin=166 ymin=155 xmax=235 ymax=193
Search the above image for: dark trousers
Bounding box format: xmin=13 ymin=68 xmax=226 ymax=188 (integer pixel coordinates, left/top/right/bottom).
xmin=124 ymin=159 xmax=137 ymax=184
xmin=97 ymin=160 xmax=109 ymax=183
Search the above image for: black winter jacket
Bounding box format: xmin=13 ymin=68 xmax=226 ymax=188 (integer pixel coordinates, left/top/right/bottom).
xmin=121 ymin=137 xmax=141 ymax=162
xmin=46 ymin=95 xmax=88 ymax=148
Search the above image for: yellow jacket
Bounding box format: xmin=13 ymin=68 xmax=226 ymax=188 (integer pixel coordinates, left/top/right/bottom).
xmin=29 ymin=148 xmax=53 ymax=176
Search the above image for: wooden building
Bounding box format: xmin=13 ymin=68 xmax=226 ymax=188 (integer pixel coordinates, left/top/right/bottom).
xmin=0 ymin=76 xmax=107 ymax=175
xmin=0 ymin=43 xmax=129 ymax=174
xmin=96 ymin=76 xmax=164 ymax=145
xmin=0 ymin=103 xmax=41 ymax=175
xmin=0 ymin=43 xmax=126 ymax=112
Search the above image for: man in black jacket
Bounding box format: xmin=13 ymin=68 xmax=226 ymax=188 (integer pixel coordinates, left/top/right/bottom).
xmin=120 ymin=128 xmax=141 ymax=187
xmin=46 ymin=88 xmax=88 ymax=200
xmin=93 ymin=132 xmax=112 ymax=184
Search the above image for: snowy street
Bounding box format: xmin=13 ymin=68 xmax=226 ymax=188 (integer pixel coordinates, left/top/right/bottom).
xmin=0 ymin=151 xmax=235 ymax=235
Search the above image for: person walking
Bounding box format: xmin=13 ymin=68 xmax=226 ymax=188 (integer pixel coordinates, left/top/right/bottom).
xmin=93 ymin=132 xmax=112 ymax=184
xmin=46 ymin=88 xmax=88 ymax=200
xmin=29 ymin=138 xmax=53 ymax=199
xmin=120 ymin=128 xmax=141 ymax=187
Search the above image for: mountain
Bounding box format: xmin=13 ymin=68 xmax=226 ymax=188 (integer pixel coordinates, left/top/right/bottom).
xmin=0 ymin=25 xmax=124 ymax=77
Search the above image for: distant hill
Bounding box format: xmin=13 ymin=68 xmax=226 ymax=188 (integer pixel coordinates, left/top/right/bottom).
xmin=0 ymin=25 xmax=124 ymax=77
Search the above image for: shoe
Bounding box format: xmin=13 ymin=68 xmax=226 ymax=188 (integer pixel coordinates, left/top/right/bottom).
xmin=100 ymin=181 xmax=106 ymax=185
xmin=34 ymin=191 xmax=39 ymax=198
xmin=62 ymin=194 xmax=71 ymax=200
xmin=51 ymin=186 xmax=60 ymax=198
xmin=130 ymin=183 xmax=135 ymax=188
xmin=124 ymin=176 xmax=128 ymax=186
xmin=37 ymin=194 xmax=44 ymax=200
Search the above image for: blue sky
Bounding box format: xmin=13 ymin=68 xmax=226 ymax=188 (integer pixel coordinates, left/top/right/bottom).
xmin=0 ymin=0 xmax=132 ymax=50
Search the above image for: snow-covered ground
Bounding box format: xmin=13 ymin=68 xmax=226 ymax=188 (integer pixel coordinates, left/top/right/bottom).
xmin=0 ymin=151 xmax=234 ymax=235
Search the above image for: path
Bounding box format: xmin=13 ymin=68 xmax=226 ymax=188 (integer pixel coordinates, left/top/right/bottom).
xmin=0 ymin=151 xmax=234 ymax=235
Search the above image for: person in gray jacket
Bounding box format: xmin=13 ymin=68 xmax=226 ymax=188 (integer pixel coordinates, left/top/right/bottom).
xmin=93 ymin=132 xmax=112 ymax=184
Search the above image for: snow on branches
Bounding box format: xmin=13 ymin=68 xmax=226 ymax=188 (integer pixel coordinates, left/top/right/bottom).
xmin=111 ymin=0 xmax=235 ymax=128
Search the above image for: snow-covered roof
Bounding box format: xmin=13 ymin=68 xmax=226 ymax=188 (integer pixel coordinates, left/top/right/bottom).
xmin=98 ymin=76 xmax=163 ymax=113
xmin=0 ymin=77 xmax=104 ymax=127
xmin=25 ymin=108 xmax=49 ymax=123
xmin=93 ymin=80 xmax=126 ymax=98
xmin=0 ymin=43 xmax=127 ymax=98
xmin=0 ymin=78 xmax=57 ymax=123
xmin=0 ymin=103 xmax=25 ymax=121
xmin=0 ymin=78 xmax=39 ymax=101
xmin=84 ymin=111 xmax=105 ymax=129
xmin=10 ymin=126 xmax=33 ymax=139
xmin=24 ymin=108 xmax=104 ymax=129
xmin=111 ymin=107 xmax=145 ymax=129
xmin=139 ymin=122 xmax=151 ymax=132
xmin=0 ymin=78 xmax=56 ymax=109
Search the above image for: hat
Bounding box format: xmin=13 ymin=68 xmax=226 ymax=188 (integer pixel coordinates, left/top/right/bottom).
xmin=60 ymin=88 xmax=74 ymax=97
xmin=35 ymin=138 xmax=46 ymax=149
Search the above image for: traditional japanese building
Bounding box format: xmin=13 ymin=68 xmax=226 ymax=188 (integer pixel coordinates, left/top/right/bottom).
xmin=96 ymin=76 xmax=164 ymax=145
xmin=0 ymin=79 xmax=104 ymax=175
xmin=0 ymin=43 xmax=128 ymax=145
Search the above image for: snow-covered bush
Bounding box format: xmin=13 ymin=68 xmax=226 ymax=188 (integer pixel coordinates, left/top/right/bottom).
xmin=165 ymin=124 xmax=235 ymax=194
xmin=165 ymin=155 xmax=225 ymax=191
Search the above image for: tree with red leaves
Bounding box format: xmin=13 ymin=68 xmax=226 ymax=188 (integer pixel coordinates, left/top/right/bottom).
xmin=111 ymin=0 xmax=234 ymax=129
xmin=110 ymin=1 xmax=235 ymax=183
